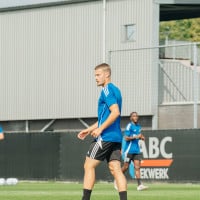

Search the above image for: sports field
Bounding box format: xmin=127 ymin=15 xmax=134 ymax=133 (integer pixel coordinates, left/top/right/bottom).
xmin=0 ymin=181 xmax=199 ymax=200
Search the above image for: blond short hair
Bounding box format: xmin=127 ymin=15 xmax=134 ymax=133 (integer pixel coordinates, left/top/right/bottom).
xmin=95 ymin=63 xmax=111 ymax=76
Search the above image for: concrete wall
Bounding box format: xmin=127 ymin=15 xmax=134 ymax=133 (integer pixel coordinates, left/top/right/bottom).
xmin=158 ymin=104 xmax=200 ymax=129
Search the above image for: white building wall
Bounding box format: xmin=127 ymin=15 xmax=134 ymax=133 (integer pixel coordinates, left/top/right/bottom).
xmin=159 ymin=59 xmax=198 ymax=103
xmin=106 ymin=0 xmax=156 ymax=116
xmin=0 ymin=1 xmax=102 ymax=120
xmin=0 ymin=0 xmax=157 ymax=120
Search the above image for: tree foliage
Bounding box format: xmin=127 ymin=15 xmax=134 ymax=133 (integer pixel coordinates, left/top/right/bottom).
xmin=159 ymin=18 xmax=200 ymax=42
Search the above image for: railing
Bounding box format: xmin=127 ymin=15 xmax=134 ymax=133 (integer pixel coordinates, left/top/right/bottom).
xmin=108 ymin=42 xmax=200 ymax=129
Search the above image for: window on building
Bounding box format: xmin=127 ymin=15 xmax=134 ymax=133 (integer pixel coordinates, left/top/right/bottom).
xmin=124 ymin=24 xmax=136 ymax=41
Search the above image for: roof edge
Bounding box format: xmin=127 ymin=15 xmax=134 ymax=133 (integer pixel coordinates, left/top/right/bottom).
xmin=155 ymin=0 xmax=200 ymax=4
xmin=0 ymin=0 xmax=98 ymax=12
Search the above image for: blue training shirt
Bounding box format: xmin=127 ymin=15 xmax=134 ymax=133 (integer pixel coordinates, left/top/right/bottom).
xmin=123 ymin=122 xmax=141 ymax=154
xmin=97 ymin=83 xmax=122 ymax=143
xmin=0 ymin=126 xmax=3 ymax=133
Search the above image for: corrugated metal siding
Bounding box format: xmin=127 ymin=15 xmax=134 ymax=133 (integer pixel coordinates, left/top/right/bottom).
xmin=0 ymin=0 xmax=156 ymax=120
xmin=109 ymin=49 xmax=153 ymax=116
xmin=0 ymin=0 xmax=96 ymax=10
xmin=199 ymin=72 xmax=200 ymax=101
xmin=107 ymin=0 xmax=155 ymax=115
xmin=159 ymin=60 xmax=195 ymax=103
xmin=107 ymin=0 xmax=154 ymax=50
xmin=164 ymin=40 xmax=200 ymax=65
xmin=0 ymin=2 xmax=102 ymax=120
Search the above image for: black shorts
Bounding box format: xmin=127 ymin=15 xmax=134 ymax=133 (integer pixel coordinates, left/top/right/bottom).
xmin=124 ymin=153 xmax=142 ymax=163
xmin=86 ymin=140 xmax=121 ymax=162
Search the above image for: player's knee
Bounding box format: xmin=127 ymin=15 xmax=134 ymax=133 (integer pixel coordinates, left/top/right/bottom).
xmin=134 ymin=166 xmax=140 ymax=171
xmin=83 ymin=161 xmax=94 ymax=171
xmin=108 ymin=163 xmax=116 ymax=175
xmin=109 ymin=161 xmax=121 ymax=176
xmin=83 ymin=162 xmax=89 ymax=171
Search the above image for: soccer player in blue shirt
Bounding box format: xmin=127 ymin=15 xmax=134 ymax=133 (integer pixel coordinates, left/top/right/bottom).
xmin=78 ymin=63 xmax=128 ymax=200
xmin=121 ymin=112 xmax=148 ymax=191
xmin=0 ymin=125 xmax=4 ymax=140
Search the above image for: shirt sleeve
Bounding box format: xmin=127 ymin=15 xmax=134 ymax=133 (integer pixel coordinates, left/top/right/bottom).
xmin=0 ymin=126 xmax=3 ymax=133
xmin=124 ymin=123 xmax=131 ymax=137
xmin=103 ymin=85 xmax=117 ymax=108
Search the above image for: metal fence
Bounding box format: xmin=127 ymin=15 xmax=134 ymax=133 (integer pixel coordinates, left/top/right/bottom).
xmin=108 ymin=42 xmax=200 ymax=129
xmin=1 ymin=130 xmax=200 ymax=182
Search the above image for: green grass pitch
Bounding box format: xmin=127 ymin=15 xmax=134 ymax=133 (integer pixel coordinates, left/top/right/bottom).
xmin=0 ymin=181 xmax=200 ymax=200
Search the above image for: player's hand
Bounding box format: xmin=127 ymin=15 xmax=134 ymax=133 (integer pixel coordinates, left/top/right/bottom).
xmin=77 ymin=129 xmax=90 ymax=140
xmin=124 ymin=136 xmax=129 ymax=141
xmin=140 ymin=134 xmax=145 ymax=140
xmin=91 ymin=128 xmax=102 ymax=138
xmin=0 ymin=133 xmax=4 ymax=141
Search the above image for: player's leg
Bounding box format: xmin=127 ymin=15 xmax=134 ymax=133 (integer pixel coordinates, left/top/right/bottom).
xmin=134 ymin=159 xmax=142 ymax=186
xmin=133 ymin=156 xmax=148 ymax=191
xmin=109 ymin=160 xmax=127 ymax=200
xmin=83 ymin=157 xmax=100 ymax=189
xmin=121 ymin=154 xmax=131 ymax=173
xmin=82 ymin=157 xmax=100 ymax=200
xmin=113 ymin=153 xmax=132 ymax=190
xmin=108 ymin=143 xmax=127 ymax=200
xmin=81 ymin=141 xmax=102 ymax=200
xmin=109 ymin=160 xmax=127 ymax=191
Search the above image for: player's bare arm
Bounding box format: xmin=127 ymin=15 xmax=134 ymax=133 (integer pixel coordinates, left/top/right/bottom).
xmin=77 ymin=122 xmax=98 ymax=140
xmin=139 ymin=133 xmax=145 ymax=140
xmin=0 ymin=132 xmax=4 ymax=140
xmin=91 ymin=104 xmax=120 ymax=138
xmin=124 ymin=133 xmax=144 ymax=141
